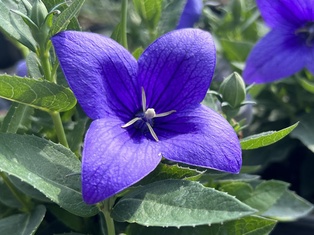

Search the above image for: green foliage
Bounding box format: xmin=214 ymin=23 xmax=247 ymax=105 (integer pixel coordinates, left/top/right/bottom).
xmin=112 ymin=180 xmax=256 ymax=227
xmin=241 ymin=122 xmax=299 ymax=150
xmin=0 ymin=205 xmax=46 ymax=235
xmin=0 ymin=134 xmax=98 ymax=217
xmin=127 ymin=216 xmax=276 ymax=235
xmin=0 ymin=74 xmax=76 ymax=112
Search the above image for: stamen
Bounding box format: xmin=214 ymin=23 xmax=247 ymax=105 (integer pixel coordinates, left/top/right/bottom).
xmin=146 ymin=122 xmax=159 ymax=142
xmin=141 ymin=87 xmax=146 ymax=112
xmin=155 ymin=110 xmax=176 ymax=118
xmin=121 ymin=117 xmax=141 ymax=128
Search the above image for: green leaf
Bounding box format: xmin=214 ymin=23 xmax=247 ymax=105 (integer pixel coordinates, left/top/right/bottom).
xmin=220 ymin=180 xmax=289 ymax=214
xmin=220 ymin=39 xmax=253 ymax=62
xmin=133 ymin=0 xmax=162 ymax=31
xmin=0 ymin=178 xmax=23 ymax=209
xmin=0 ymin=74 xmax=76 ymax=112
xmin=1 ymin=103 xmax=34 ymax=133
xmin=112 ymin=179 xmax=256 ymax=227
xmin=0 ymin=1 xmax=37 ymax=51
xmin=290 ymin=112 xmax=314 ymax=153
xmin=0 ymin=134 xmax=98 ymax=217
xmin=298 ymin=77 xmax=314 ymax=94
xmin=157 ymin=0 xmax=186 ymax=34
xmin=127 ymin=216 xmax=276 ymax=235
xmin=263 ymin=190 xmax=313 ymax=221
xmin=240 ymin=122 xmax=298 ymax=150
xmin=132 ymin=47 xmax=144 ymax=60
xmin=49 ymin=0 xmax=85 ymax=37
xmin=138 ymin=163 xmax=203 ymax=185
xmin=0 ymin=205 xmax=46 ymax=235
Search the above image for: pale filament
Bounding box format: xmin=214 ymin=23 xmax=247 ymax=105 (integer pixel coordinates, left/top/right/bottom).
xmin=121 ymin=87 xmax=176 ymax=142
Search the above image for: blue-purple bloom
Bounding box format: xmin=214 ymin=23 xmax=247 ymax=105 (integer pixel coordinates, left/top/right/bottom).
xmin=52 ymin=29 xmax=241 ymax=204
xmin=243 ymin=0 xmax=314 ymax=84
xmin=16 ymin=60 xmax=28 ymax=77
xmin=177 ymin=0 xmax=203 ymax=29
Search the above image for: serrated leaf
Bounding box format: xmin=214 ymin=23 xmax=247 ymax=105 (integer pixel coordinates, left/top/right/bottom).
xmin=49 ymin=0 xmax=85 ymax=37
xmin=112 ymin=179 xmax=256 ymax=227
xmin=290 ymin=112 xmax=314 ymax=153
xmin=0 ymin=1 xmax=37 ymax=51
xmin=0 ymin=205 xmax=46 ymax=235
xmin=127 ymin=216 xmax=276 ymax=235
xmin=0 ymin=74 xmax=76 ymax=112
xmin=263 ymin=190 xmax=313 ymax=221
xmin=133 ymin=0 xmax=162 ymax=30
xmin=0 ymin=134 xmax=98 ymax=217
xmin=240 ymin=122 xmax=298 ymax=150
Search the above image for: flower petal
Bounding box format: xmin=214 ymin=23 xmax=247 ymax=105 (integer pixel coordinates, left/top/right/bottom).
xmin=177 ymin=0 xmax=203 ymax=29
xmin=52 ymin=31 xmax=140 ymax=120
xmin=257 ymin=0 xmax=314 ymax=28
xmin=137 ymin=29 xmax=216 ymax=113
xmin=82 ymin=118 xmax=161 ymax=204
xmin=154 ymin=105 xmax=242 ymax=173
xmin=243 ymin=28 xmax=309 ymax=84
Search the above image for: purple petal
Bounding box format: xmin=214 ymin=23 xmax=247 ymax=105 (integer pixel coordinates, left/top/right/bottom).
xmin=154 ymin=105 xmax=241 ymax=173
xmin=82 ymin=117 xmax=161 ymax=204
xmin=137 ymin=29 xmax=216 ymax=113
xmin=52 ymin=31 xmax=140 ymax=121
xmin=257 ymin=0 xmax=314 ymax=28
xmin=243 ymin=28 xmax=310 ymax=84
xmin=16 ymin=60 xmax=28 ymax=77
xmin=177 ymin=0 xmax=203 ymax=29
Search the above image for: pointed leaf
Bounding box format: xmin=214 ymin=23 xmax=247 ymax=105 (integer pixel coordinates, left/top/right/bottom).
xmin=0 ymin=74 xmax=76 ymax=112
xmin=49 ymin=0 xmax=85 ymax=37
xmin=240 ymin=122 xmax=298 ymax=150
xmin=0 ymin=205 xmax=46 ymax=235
xmin=290 ymin=112 xmax=314 ymax=153
xmin=0 ymin=1 xmax=37 ymax=51
xmin=133 ymin=0 xmax=162 ymax=30
xmin=157 ymin=0 xmax=186 ymax=34
xmin=0 ymin=134 xmax=98 ymax=217
xmin=263 ymin=190 xmax=313 ymax=221
xmin=112 ymin=179 xmax=256 ymax=227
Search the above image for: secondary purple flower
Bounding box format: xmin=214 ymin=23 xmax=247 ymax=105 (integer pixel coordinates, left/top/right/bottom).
xmin=177 ymin=0 xmax=203 ymax=29
xmin=16 ymin=60 xmax=28 ymax=77
xmin=52 ymin=29 xmax=241 ymax=204
xmin=243 ymin=0 xmax=314 ymax=84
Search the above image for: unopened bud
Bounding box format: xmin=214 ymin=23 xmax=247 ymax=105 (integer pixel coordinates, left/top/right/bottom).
xmin=219 ymin=72 xmax=246 ymax=108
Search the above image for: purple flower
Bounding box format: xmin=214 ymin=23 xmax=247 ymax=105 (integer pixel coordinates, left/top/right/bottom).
xmin=177 ymin=0 xmax=203 ymax=29
xmin=16 ymin=60 xmax=28 ymax=77
xmin=243 ymin=0 xmax=314 ymax=84
xmin=52 ymin=29 xmax=241 ymax=204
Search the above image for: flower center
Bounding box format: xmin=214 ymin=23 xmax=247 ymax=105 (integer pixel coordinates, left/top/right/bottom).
xmin=295 ymin=21 xmax=314 ymax=47
xmin=121 ymin=87 xmax=176 ymax=142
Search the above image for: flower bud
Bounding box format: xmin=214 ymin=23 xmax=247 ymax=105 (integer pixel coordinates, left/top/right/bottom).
xmin=30 ymin=0 xmax=48 ymax=28
xmin=219 ymin=72 xmax=246 ymax=108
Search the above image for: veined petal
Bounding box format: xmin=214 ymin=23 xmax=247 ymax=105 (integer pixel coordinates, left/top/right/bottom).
xmin=243 ymin=28 xmax=308 ymax=84
xmin=154 ymin=105 xmax=242 ymax=173
xmin=82 ymin=118 xmax=161 ymax=204
xmin=52 ymin=31 xmax=140 ymax=120
xmin=257 ymin=0 xmax=314 ymax=28
xmin=177 ymin=0 xmax=203 ymax=29
xmin=137 ymin=29 xmax=216 ymax=113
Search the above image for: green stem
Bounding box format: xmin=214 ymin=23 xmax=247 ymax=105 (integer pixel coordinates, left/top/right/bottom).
xmin=99 ymin=198 xmax=116 ymax=235
xmin=50 ymin=111 xmax=69 ymax=148
xmin=0 ymin=172 xmax=32 ymax=212
xmin=121 ymin=0 xmax=128 ymax=49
